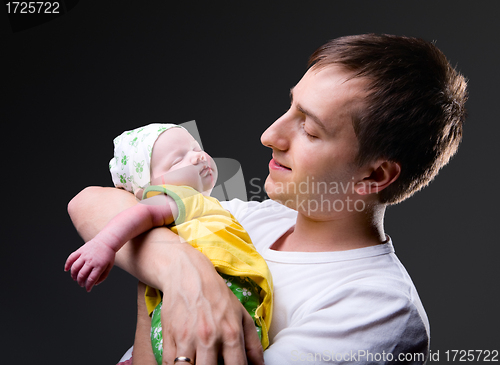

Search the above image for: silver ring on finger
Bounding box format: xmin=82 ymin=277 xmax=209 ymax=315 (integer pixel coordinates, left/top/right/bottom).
xmin=174 ymin=356 xmax=194 ymax=364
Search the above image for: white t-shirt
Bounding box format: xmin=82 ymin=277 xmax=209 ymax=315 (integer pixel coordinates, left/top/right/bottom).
xmin=221 ymin=198 xmax=430 ymax=364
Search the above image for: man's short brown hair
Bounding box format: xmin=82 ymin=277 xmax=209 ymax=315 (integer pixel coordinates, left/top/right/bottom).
xmin=309 ymin=34 xmax=468 ymax=204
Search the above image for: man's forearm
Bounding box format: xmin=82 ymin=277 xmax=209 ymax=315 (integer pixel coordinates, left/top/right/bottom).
xmin=68 ymin=186 xmax=190 ymax=288
xmin=68 ymin=187 xmax=134 ymax=242
xmin=132 ymin=281 xmax=157 ymax=365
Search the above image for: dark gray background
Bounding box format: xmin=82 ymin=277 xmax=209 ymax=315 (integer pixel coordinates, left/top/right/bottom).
xmin=1 ymin=1 xmax=498 ymax=364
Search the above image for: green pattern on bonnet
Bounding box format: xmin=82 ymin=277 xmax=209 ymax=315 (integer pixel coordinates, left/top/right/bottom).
xmin=108 ymin=123 xmax=185 ymax=195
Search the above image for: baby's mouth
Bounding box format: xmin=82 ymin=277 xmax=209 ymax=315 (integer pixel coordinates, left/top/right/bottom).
xmin=200 ymin=166 xmax=212 ymax=177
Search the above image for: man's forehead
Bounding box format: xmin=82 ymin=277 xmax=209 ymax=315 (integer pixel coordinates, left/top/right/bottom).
xmin=297 ymin=65 xmax=366 ymax=95
xmin=292 ymin=66 xmax=367 ymax=127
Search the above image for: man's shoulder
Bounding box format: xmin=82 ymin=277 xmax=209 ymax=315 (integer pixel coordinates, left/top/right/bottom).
xmin=335 ymin=245 xmax=425 ymax=308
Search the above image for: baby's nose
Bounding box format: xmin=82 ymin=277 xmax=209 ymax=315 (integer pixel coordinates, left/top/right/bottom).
xmin=190 ymin=151 xmax=206 ymax=164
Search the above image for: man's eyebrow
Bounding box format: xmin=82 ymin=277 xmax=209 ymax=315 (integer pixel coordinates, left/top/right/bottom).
xmin=289 ymin=87 xmax=327 ymax=132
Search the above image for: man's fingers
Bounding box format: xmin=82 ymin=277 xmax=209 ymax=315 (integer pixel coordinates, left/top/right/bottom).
xmin=161 ymin=330 xmax=177 ymax=365
xmin=218 ymin=326 xmax=248 ymax=365
xmin=193 ymin=345 xmax=219 ymax=365
xmin=242 ymin=312 xmax=264 ymax=365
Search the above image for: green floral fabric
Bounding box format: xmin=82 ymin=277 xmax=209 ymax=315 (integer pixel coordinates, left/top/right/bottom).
xmin=150 ymin=273 xmax=262 ymax=365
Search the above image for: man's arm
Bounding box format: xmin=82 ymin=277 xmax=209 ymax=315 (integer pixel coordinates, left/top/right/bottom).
xmin=67 ymin=187 xmax=264 ymax=365
xmin=65 ymin=193 xmax=178 ymax=291
xmin=68 ymin=187 xmax=178 ymax=286
xmin=132 ymin=281 xmax=157 ymax=365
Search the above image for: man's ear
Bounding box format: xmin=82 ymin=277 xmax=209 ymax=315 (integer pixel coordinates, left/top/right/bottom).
xmin=355 ymin=160 xmax=401 ymax=195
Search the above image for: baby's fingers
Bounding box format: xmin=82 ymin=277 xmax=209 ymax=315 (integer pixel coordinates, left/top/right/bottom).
xmin=85 ymin=266 xmax=106 ymax=292
xmin=70 ymin=257 xmax=85 ymax=281
xmin=64 ymin=251 xmax=80 ymax=272
xmin=76 ymin=262 xmax=94 ymax=287
xmin=95 ymin=264 xmax=112 ymax=287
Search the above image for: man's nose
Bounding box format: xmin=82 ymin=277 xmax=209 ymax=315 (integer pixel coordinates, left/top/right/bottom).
xmin=261 ymin=112 xmax=290 ymax=151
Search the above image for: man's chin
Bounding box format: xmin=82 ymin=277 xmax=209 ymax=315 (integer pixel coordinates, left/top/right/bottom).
xmin=264 ymin=185 xmax=295 ymax=210
xmin=263 ymin=177 xmax=279 ymax=199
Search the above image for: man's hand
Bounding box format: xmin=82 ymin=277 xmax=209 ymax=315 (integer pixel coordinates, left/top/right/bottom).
xmin=64 ymin=237 xmax=116 ymax=292
xmin=157 ymin=246 xmax=265 ymax=365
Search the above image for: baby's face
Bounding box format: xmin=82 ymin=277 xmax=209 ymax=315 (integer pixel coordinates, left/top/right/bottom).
xmin=150 ymin=128 xmax=218 ymax=195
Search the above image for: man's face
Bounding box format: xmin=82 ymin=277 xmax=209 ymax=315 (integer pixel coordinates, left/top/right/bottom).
xmin=261 ymin=66 xmax=368 ymax=218
xmin=150 ymin=128 xmax=218 ymax=195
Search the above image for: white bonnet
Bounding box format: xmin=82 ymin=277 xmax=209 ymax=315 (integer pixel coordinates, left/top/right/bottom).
xmin=109 ymin=123 xmax=185 ymax=194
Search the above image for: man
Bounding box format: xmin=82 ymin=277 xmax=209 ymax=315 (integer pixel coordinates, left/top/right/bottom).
xmin=68 ymin=34 xmax=467 ymax=364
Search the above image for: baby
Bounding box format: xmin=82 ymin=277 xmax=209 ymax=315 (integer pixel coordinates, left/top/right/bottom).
xmin=65 ymin=123 xmax=273 ymax=364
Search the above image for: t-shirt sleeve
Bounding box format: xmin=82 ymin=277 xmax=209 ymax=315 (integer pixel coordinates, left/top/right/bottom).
xmin=264 ymin=284 xmax=429 ymax=364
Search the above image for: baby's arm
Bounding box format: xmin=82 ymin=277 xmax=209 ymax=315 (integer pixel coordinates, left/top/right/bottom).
xmin=65 ymin=194 xmax=178 ymax=292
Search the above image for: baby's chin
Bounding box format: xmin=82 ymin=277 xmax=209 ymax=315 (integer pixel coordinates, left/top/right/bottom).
xmin=199 ymin=181 xmax=216 ymax=196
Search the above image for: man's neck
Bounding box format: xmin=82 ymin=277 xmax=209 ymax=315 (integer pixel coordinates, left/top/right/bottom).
xmin=272 ymin=204 xmax=387 ymax=252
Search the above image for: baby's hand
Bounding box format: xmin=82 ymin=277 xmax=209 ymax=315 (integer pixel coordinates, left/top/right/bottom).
xmin=64 ymin=238 xmax=116 ymax=292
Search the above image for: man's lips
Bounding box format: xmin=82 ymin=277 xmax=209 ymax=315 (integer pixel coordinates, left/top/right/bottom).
xmin=269 ymin=158 xmax=291 ymax=171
